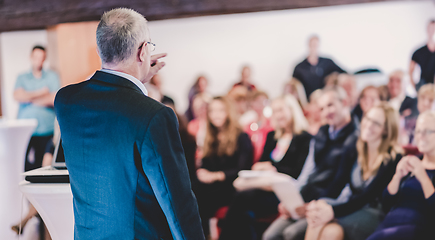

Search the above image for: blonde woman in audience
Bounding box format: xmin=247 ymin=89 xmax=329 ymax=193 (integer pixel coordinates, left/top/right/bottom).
xmin=304 ymin=89 xmax=323 ymax=135
xmin=227 ymin=85 xmax=249 ymax=119
xmin=400 ymin=83 xmax=435 ymax=145
xmin=283 ymin=78 xmax=308 ymax=108
xmin=304 ymin=102 xmax=402 ymax=240
xmin=218 ymin=95 xmax=312 ymax=240
xmin=187 ymin=93 xmax=211 ymax=165
xmin=352 ymin=85 xmax=381 ymax=122
xmin=243 ymin=91 xmax=274 ymax=163
xmin=193 ymin=96 xmax=253 ymax=236
xmin=367 ymin=111 xmax=435 ymax=240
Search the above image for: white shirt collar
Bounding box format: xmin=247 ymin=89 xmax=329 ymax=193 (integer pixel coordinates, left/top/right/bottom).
xmin=100 ymin=69 xmax=148 ymax=96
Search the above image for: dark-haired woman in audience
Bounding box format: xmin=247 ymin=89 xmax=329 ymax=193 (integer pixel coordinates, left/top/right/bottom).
xmin=193 ymin=96 xmax=253 ymax=235
xmin=185 ymin=75 xmax=211 ymax=121
xmin=367 ymin=111 xmax=435 ymax=240
xmin=304 ymin=102 xmax=402 ymax=240
xmin=218 ymin=95 xmax=312 ymax=240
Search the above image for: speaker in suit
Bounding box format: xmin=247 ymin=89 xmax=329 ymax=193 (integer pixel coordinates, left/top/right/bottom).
xmin=54 ymin=8 xmax=204 ymax=240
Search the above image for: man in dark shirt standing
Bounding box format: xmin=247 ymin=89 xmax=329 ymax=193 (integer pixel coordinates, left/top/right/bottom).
xmin=410 ymin=20 xmax=435 ymax=91
xmin=292 ymin=36 xmax=345 ymax=98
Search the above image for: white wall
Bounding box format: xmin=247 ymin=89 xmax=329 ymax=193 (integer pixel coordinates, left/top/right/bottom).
xmin=0 ymin=30 xmax=48 ymax=119
xmin=1 ymin=1 xmax=435 ymax=116
xmin=148 ymin=1 xmax=435 ymax=112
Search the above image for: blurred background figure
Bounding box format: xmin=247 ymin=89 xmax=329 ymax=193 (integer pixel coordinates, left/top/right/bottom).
xmin=367 ymin=111 xmax=435 ymax=240
xmin=304 ymin=89 xmax=324 ymax=135
xmin=409 ymin=19 xmax=435 ymax=91
xmin=233 ymin=65 xmax=257 ymax=92
xmin=304 ymin=102 xmax=402 ymax=240
xmin=187 ymin=93 xmax=211 ymax=165
xmin=387 ymin=70 xmax=418 ymax=117
xmin=337 ymin=74 xmax=358 ymax=109
xmin=13 ymin=45 xmax=60 ymax=172
xmin=193 ymin=96 xmax=253 ymax=237
xmin=292 ymin=35 xmax=345 ymax=98
xmin=283 ymin=78 xmax=308 ymax=108
xmin=186 ymin=75 xmax=210 ymax=121
xmin=12 ymin=45 xmax=59 ymax=238
xmin=149 ymin=74 xmax=174 ymax=105
xmin=145 ymin=82 xmax=162 ymax=102
xmin=352 ymin=85 xmax=382 ymax=122
xmin=325 ymin=73 xmax=359 ymax=115
xmin=399 ymin=83 xmax=435 ymax=146
xmin=243 ymin=91 xmax=273 ymax=163
xmin=218 ymin=95 xmax=311 ymax=240
xmin=227 ymin=85 xmax=249 ymax=123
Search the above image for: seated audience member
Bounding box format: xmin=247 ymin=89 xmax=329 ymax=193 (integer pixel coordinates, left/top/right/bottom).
xmin=304 ymin=89 xmax=323 ymax=135
xmin=227 ymin=85 xmax=250 ymax=124
xmin=367 ymin=111 xmax=435 ymax=240
xmin=187 ymin=93 xmax=211 ymax=163
xmin=193 ymin=96 xmax=253 ymax=236
xmin=387 ymin=70 xmax=417 ymax=117
xmin=328 ymin=73 xmax=358 ymax=109
xmin=244 ymin=91 xmax=274 ymax=163
xmin=185 ymin=75 xmax=210 ymax=121
xmin=304 ymin=102 xmax=402 ymax=240
xmin=218 ymin=95 xmax=312 ymax=240
xmin=400 ymin=83 xmax=435 ymax=145
xmin=233 ymin=65 xmax=257 ymax=92
xmin=326 ymin=73 xmax=358 ymax=114
xmin=283 ymin=78 xmax=308 ymax=108
xmin=352 ymin=85 xmax=382 ymax=122
xmin=263 ymin=86 xmax=359 ymax=240
xmin=149 ymin=74 xmax=174 ymax=105
xmin=378 ymin=85 xmax=390 ymax=101
xmin=338 ymin=74 xmax=358 ymax=109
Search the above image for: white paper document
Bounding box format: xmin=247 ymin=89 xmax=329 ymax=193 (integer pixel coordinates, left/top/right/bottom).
xmin=270 ymin=173 xmax=305 ymax=219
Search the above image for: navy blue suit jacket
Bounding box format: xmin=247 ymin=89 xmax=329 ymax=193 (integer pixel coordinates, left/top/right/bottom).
xmin=54 ymin=71 xmax=204 ymax=240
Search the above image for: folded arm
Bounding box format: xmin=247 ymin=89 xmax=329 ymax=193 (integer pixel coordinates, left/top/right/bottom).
xmin=14 ymin=87 xmax=55 ymax=106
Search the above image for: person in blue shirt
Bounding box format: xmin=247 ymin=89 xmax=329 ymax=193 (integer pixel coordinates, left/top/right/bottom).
xmin=13 ymin=45 xmax=60 ymax=172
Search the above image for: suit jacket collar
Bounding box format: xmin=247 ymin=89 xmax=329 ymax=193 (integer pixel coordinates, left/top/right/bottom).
xmin=317 ymin=117 xmax=358 ymax=143
xmin=90 ymin=70 xmax=145 ymax=95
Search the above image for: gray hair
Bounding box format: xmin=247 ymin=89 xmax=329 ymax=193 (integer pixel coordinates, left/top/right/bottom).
xmin=322 ymin=85 xmax=348 ymax=102
xmin=96 ymin=8 xmax=149 ymax=64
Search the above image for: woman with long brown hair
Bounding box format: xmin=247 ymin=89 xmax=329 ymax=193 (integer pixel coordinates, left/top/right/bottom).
xmin=193 ymin=96 xmax=253 ymax=236
xmin=304 ymin=102 xmax=402 ymax=240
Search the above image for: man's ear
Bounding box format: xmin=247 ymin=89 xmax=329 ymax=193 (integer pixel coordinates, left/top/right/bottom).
xmin=138 ymin=42 xmax=147 ymax=62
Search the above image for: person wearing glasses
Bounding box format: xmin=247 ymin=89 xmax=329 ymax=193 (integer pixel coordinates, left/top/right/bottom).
xmin=303 ymin=103 xmax=402 ymax=240
xmin=366 ymin=111 xmax=435 ymax=240
xmin=54 ymin=8 xmax=204 ymax=240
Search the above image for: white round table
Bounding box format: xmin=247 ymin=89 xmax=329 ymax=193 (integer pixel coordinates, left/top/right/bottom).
xmin=19 ymin=181 xmax=74 ymax=240
xmin=0 ymin=119 xmax=37 ymax=238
